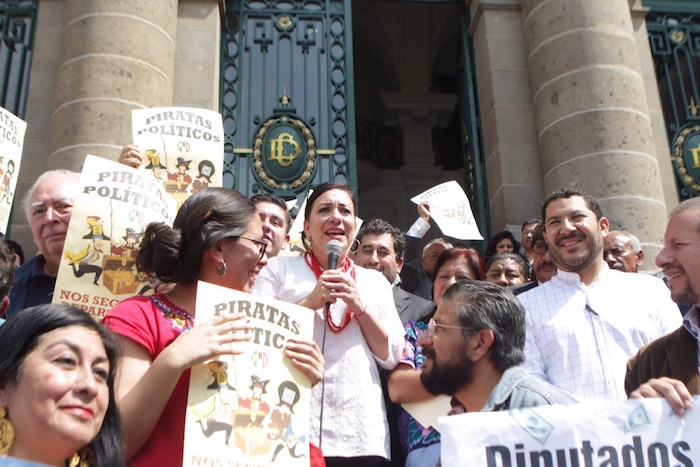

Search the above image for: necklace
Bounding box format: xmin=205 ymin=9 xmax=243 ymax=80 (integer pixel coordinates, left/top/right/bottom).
xmin=304 ymin=251 xmax=356 ymax=333
xmin=152 ymin=293 xmax=195 ymax=332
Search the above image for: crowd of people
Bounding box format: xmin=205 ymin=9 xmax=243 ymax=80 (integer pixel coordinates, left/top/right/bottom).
xmin=0 ymin=149 xmax=698 ymax=467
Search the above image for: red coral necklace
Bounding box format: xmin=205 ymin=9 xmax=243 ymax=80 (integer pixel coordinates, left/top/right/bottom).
xmin=305 ymin=251 xmax=356 ymax=333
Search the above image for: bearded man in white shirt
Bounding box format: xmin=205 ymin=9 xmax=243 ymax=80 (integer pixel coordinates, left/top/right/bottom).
xmin=517 ymin=188 xmax=681 ymax=401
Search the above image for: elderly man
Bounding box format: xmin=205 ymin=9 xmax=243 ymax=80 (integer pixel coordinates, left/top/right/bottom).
xmin=7 ymin=170 xmax=80 ymax=316
xmin=604 ymin=230 xmax=644 ymax=273
xmin=518 ymin=188 xmax=681 ymax=401
xmin=250 ymin=193 xmax=291 ymax=258
xmin=625 ymin=197 xmax=700 ymax=414
xmin=355 ymin=218 xmax=435 ymax=324
xmin=418 ymin=280 xmax=575 ymax=414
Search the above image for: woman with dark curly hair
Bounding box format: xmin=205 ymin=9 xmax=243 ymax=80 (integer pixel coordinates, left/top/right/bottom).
xmin=0 ymin=304 xmax=123 ymax=466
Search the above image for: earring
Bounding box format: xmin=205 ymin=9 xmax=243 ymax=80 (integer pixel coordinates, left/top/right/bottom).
xmin=216 ymin=261 xmax=227 ymax=277
xmin=69 ymin=447 xmax=95 ymax=467
xmin=0 ymin=406 xmax=14 ymax=455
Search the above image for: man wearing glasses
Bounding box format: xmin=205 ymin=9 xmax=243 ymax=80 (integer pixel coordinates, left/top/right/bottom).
xmin=512 ymin=222 xmax=557 ymax=295
xmin=418 ymin=280 xmax=575 ymax=415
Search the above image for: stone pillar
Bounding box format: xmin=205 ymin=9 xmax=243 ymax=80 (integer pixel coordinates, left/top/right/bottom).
xmin=48 ymin=0 xmax=178 ymax=170
xmin=522 ymin=0 xmax=669 ymax=261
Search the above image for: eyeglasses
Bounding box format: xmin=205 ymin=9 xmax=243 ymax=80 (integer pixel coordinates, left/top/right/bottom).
xmin=427 ymin=318 xmax=473 ymax=337
xmin=237 ymin=236 xmax=268 ymax=261
xmin=532 ymin=242 xmax=548 ymax=255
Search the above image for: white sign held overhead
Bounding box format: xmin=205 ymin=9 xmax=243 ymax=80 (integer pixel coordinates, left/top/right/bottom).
xmin=410 ymin=181 xmax=483 ymax=240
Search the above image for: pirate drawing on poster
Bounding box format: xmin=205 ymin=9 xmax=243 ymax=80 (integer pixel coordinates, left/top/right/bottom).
xmin=144 ymin=149 xmax=167 ymax=182
xmin=264 ymin=381 xmax=307 ymax=462
xmin=167 ymin=157 xmax=193 ymax=192
xmin=0 ymin=159 xmax=15 ymax=205
xmin=64 ymin=216 xmax=109 ymax=286
xmin=111 ymin=227 xmax=140 ymax=259
xmin=236 ymin=375 xmax=271 ymax=426
xmin=195 ymin=361 xmax=239 ymax=447
xmin=191 ymin=160 xmax=215 ymax=195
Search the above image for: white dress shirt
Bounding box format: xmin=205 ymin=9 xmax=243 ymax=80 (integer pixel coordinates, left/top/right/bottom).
xmin=252 ymin=255 xmax=405 ymax=459
xmin=518 ymin=264 xmax=682 ymax=401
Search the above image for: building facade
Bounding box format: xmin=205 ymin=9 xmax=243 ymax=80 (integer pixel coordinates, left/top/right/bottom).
xmin=2 ymin=0 xmax=697 ymax=268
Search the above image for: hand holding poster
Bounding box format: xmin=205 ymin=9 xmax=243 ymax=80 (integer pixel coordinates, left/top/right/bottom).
xmin=132 ymin=107 xmax=224 ymax=209
xmin=439 ymin=398 xmax=698 ymax=467
xmin=183 ymin=282 xmax=314 ymax=467
xmin=410 ymin=180 xmax=483 ymax=240
xmin=0 ymin=106 xmax=26 ymax=234
xmin=52 ymin=155 xmax=176 ymax=319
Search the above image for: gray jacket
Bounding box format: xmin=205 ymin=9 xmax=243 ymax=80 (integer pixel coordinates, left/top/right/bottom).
xmin=482 ymin=366 xmax=577 ymax=412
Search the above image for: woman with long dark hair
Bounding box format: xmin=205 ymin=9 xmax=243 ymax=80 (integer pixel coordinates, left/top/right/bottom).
xmin=0 ymin=304 xmax=123 ymax=466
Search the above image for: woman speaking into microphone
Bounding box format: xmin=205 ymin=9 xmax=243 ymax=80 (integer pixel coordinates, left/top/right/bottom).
xmin=253 ymin=181 xmax=405 ymax=466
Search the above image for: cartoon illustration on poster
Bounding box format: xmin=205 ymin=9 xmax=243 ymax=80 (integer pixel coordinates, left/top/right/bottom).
xmin=183 ymin=283 xmax=314 ymax=467
xmin=0 ymin=106 xmax=27 ymax=234
xmin=52 ymin=155 xmax=176 ymax=320
xmin=132 ymin=107 xmax=224 ymax=209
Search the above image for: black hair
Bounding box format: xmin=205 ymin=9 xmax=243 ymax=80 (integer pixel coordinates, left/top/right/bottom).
xmin=137 ymin=188 xmax=257 ymax=285
xmin=484 ymin=230 xmax=521 ymax=261
xmin=250 ymin=193 xmax=293 ymax=234
xmin=541 ymin=188 xmax=604 ymax=223
xmin=355 ymin=218 xmax=405 ymax=260
xmin=441 ymin=280 xmax=525 ymax=372
xmin=301 ymin=182 xmax=356 ymax=250
xmin=485 ymin=252 xmax=530 ymax=280
xmin=521 ymin=218 xmax=540 ymax=230
xmin=0 ymin=242 xmax=14 ymax=302
xmin=0 ymin=304 xmax=124 ymax=467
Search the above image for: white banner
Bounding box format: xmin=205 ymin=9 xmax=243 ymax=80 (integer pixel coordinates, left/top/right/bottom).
xmin=410 ymin=180 xmax=483 ymax=240
xmin=439 ymin=398 xmax=698 ymax=467
xmin=0 ymin=106 xmax=26 ymax=234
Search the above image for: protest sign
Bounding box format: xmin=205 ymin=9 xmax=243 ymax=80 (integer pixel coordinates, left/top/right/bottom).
xmin=0 ymin=106 xmax=26 ymax=234
xmin=52 ymin=155 xmax=175 ymax=319
xmin=183 ymin=282 xmax=314 ymax=467
xmin=439 ymin=398 xmax=698 ymax=467
xmin=410 ymin=180 xmax=483 ymax=240
xmin=132 ymin=107 xmax=224 ymax=209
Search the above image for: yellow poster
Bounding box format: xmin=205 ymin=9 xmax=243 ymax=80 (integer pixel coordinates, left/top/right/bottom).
xmin=183 ymin=282 xmax=314 ymax=467
xmin=52 ymin=155 xmax=175 ymax=319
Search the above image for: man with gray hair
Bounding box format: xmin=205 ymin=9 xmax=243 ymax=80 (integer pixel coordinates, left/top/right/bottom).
xmin=604 ymin=230 xmax=644 ymax=273
xmin=418 ymin=280 xmax=575 ymax=414
xmin=7 ymin=170 xmax=80 ymax=316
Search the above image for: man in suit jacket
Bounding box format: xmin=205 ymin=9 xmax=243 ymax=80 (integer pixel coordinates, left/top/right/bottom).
xmin=626 ymin=197 xmax=700 ymax=414
xmin=354 ymin=218 xmax=436 ymax=467
xmin=355 ymin=218 xmax=436 ymax=324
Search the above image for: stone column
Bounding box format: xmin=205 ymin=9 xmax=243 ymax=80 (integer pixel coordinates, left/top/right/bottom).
xmin=522 ymin=0 xmax=669 ymax=260
xmin=48 ymin=0 xmax=178 ymax=170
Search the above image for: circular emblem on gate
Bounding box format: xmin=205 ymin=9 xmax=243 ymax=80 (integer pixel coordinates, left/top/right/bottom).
xmin=673 ymin=124 xmax=700 ymax=192
xmin=252 ymin=116 xmax=317 ymax=190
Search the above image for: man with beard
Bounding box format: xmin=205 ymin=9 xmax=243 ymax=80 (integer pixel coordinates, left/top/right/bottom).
xmin=418 ymin=281 xmax=575 ymax=415
xmin=518 ymin=189 xmax=681 ymax=401
xmin=625 ymin=197 xmax=700 ymax=412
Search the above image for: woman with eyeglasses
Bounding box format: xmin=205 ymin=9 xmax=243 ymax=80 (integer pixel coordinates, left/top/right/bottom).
xmin=102 ymin=188 xmax=325 ymax=466
xmin=387 ymin=247 xmax=485 ymax=467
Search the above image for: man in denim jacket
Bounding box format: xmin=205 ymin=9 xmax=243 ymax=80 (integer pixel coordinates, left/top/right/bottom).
xmin=418 ymin=280 xmax=576 ymax=413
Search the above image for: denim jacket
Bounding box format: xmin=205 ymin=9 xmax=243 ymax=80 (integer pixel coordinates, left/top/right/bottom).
xmin=482 ymin=366 xmax=577 ymax=412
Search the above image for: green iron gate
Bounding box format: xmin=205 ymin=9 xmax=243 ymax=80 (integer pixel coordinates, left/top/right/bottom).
xmin=646 ymin=3 xmax=700 ymax=200
xmin=0 ymin=0 xmax=38 ymax=119
xmin=220 ymin=0 xmax=357 ymax=201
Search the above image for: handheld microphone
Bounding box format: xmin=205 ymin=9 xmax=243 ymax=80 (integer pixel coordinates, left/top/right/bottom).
xmin=326 ymin=240 xmax=343 ymax=270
